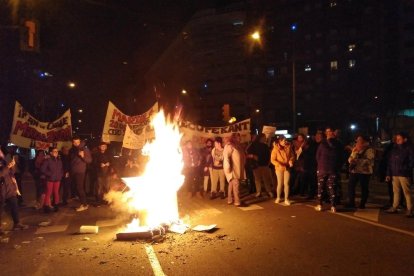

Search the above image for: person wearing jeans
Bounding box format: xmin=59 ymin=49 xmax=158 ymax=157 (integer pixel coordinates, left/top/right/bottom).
xmin=271 ymin=136 xmax=295 ymax=206
xmin=41 ymin=147 xmax=63 ymax=212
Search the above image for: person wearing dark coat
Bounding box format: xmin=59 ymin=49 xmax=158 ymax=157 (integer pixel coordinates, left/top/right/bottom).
xmin=0 ymin=149 xmax=28 ymax=233
xmin=41 ymin=147 xmax=64 ymax=212
xmin=385 ymin=132 xmax=414 ymax=217
xmin=69 ymin=136 xmax=92 ymax=212
xmin=315 ymin=127 xmax=344 ymax=213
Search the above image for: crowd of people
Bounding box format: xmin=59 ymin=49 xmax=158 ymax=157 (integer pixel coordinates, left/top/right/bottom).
xmin=181 ymin=128 xmax=414 ymax=217
xmin=1 ymin=127 xmax=413 ymax=234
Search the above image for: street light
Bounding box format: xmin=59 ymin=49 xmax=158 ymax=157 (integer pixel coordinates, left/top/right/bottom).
xmin=251 ymin=31 xmax=260 ymax=41
xmin=67 ymin=82 xmax=76 ymax=89
xmin=181 ymin=89 xmax=187 ymax=95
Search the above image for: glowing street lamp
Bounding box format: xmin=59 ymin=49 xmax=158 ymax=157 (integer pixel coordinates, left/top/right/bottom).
xmin=251 ymin=31 xmax=260 ymax=41
xmin=67 ymin=82 xmax=76 ymax=89
xmin=181 ymin=89 xmax=187 ymax=95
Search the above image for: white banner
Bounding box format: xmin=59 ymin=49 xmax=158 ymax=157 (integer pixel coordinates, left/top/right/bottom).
xmin=101 ymin=101 xmax=158 ymax=143
xmin=178 ymin=119 xmax=251 ymax=147
xmin=10 ymin=101 xmax=72 ymax=150
xmin=122 ymin=125 xmax=145 ymax=150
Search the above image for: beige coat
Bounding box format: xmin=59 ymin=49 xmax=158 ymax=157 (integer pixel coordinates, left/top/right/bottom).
xmin=271 ymin=143 xmax=295 ymax=171
xmin=223 ymin=143 xmax=246 ymax=182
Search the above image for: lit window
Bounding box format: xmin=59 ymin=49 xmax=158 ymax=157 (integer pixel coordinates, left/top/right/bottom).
xmin=348 ymin=44 xmax=356 ymax=52
xmin=267 ymin=67 xmax=275 ymax=77
xmin=304 ymin=64 xmax=312 ymax=72
xmin=349 ymin=59 xmax=356 ymax=68
xmin=330 ymin=61 xmax=338 ymax=70
xmin=330 ymin=1 xmax=337 ymax=7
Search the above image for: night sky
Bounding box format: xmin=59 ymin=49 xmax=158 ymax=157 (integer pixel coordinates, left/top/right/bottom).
xmin=1 ymin=0 xmax=239 ymax=137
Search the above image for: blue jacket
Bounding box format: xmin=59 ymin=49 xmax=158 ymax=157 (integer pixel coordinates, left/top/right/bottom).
xmin=41 ymin=156 xmax=64 ymax=182
xmin=386 ymin=143 xmax=414 ymax=177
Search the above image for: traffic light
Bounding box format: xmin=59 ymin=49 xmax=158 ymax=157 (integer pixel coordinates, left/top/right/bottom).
xmin=20 ymin=19 xmax=39 ymax=52
xmin=222 ymin=104 xmax=230 ymax=122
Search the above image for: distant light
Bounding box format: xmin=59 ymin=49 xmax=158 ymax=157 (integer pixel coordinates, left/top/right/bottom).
xmin=44 ymin=72 xmax=53 ymax=77
xmin=233 ymin=20 xmax=244 ymax=26
xmin=39 ymin=72 xmax=46 ymax=78
xmin=204 ymin=83 xmax=208 ymax=88
xmin=291 ymin=24 xmax=297 ymax=31
xmin=60 ymin=103 xmax=65 ymax=108
xmin=297 ymin=112 xmax=302 ymax=116
xmin=305 ymin=64 xmax=312 ymax=72
xmin=181 ymin=89 xmax=187 ymax=94
xmin=78 ymin=109 xmax=83 ymax=113
xmin=75 ymin=127 xmax=79 ymax=130
xmin=276 ymin=130 xmax=288 ymax=135
xmin=251 ymin=31 xmax=260 ymax=41
xmin=374 ymin=96 xmax=378 ymax=99
xmin=255 ymin=109 xmax=260 ymax=113
xmin=122 ymin=61 xmax=128 ymax=65
xmin=228 ymin=117 xmax=237 ymax=123
xmin=350 ymin=124 xmax=357 ymax=130
xmin=78 ymin=119 xmax=82 ymax=123
xmin=68 ymin=82 xmax=76 ymax=88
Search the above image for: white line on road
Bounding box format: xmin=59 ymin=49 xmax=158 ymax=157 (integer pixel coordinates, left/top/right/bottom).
xmin=305 ymin=205 xmax=414 ymax=238
xmin=145 ymin=244 xmax=166 ymax=276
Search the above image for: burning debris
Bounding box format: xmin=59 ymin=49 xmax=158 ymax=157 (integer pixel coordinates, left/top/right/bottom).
xmin=107 ymin=110 xmax=190 ymax=241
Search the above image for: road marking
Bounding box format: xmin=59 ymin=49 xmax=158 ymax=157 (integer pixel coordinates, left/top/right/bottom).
xmin=145 ymin=244 xmax=166 ymax=276
xmin=35 ymin=224 xmax=68 ymax=234
xmin=354 ymin=205 xmax=380 ymax=222
xmin=305 ymin=205 xmax=414 ymax=238
xmin=238 ymin=204 xmax=264 ymax=211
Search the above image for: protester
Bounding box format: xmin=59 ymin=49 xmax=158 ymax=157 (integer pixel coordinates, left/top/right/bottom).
xmin=292 ymin=133 xmax=308 ymax=196
xmin=385 ymin=132 xmax=414 ymax=217
xmin=315 ymin=127 xmax=344 ymax=213
xmin=123 ymin=157 xmax=140 ymax=177
xmin=244 ymin=133 xmax=258 ymax=194
xmin=223 ymin=133 xmax=246 ymax=206
xmin=0 ymin=149 xmax=28 ymax=233
xmin=247 ymin=133 xmax=274 ymax=198
xmin=69 ymin=136 xmax=92 ymax=212
xmin=41 ymin=147 xmax=64 ymax=212
xmin=210 ymin=137 xmax=226 ymax=199
xmin=94 ymin=142 xmax=111 ymax=203
xmin=201 ymin=139 xmax=213 ymax=196
xmin=5 ymin=146 xmax=25 ymax=206
xmin=33 ymin=150 xmax=47 ymax=210
xmin=60 ymin=146 xmax=71 ymax=206
xmin=182 ymin=140 xmax=202 ymax=198
xmin=271 ymin=135 xmax=295 ymax=205
xmin=346 ymin=135 xmax=375 ymax=209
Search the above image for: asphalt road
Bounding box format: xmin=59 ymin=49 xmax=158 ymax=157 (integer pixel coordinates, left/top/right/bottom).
xmin=1 ymin=176 xmax=414 ymax=276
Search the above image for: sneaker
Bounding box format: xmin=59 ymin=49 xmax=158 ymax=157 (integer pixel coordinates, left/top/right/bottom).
xmin=315 ymin=204 xmax=322 ymax=211
xmin=284 ymin=200 xmax=291 ymax=206
xmin=13 ymin=223 xmax=29 ymax=230
xmin=275 ymin=198 xmax=281 ymax=204
xmin=386 ymin=207 xmax=397 ymax=214
xmin=330 ymin=206 xmax=337 ymax=213
xmin=76 ymin=204 xmax=89 ymax=212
